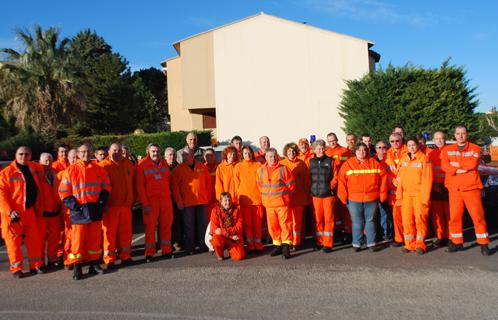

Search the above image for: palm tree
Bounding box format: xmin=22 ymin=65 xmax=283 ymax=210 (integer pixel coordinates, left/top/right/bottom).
xmin=0 ymin=25 xmax=82 ymax=135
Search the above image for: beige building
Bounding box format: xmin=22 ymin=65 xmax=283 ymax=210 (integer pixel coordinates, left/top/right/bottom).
xmin=161 ymin=13 xmax=380 ymax=151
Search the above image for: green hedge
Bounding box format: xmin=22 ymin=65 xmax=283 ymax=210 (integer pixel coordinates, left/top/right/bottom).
xmin=0 ymin=131 xmax=53 ymax=160
xmin=57 ymin=130 xmax=212 ymax=157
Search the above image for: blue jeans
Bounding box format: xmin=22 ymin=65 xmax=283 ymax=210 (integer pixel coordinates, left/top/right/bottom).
xmin=182 ymin=204 xmax=208 ymax=252
xmin=378 ymin=200 xmax=393 ymax=240
xmin=347 ymin=200 xmax=378 ymax=247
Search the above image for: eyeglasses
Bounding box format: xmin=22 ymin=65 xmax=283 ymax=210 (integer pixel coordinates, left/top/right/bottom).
xmin=390 ymin=140 xmax=401 ymax=143
xmin=376 ymin=146 xmax=387 ymax=149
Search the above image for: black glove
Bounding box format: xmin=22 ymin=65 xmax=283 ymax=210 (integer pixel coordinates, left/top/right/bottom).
xmin=63 ymin=196 xmax=82 ymax=211
xmin=98 ymin=189 xmax=110 ymax=206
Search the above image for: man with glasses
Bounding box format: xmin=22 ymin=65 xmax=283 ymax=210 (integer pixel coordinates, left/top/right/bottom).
xmin=0 ymin=146 xmax=45 ymax=278
xmin=386 ymin=133 xmax=407 ymax=246
xmin=375 ymin=140 xmax=392 ymax=241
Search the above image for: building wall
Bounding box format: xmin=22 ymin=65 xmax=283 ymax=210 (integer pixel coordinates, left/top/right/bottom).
xmin=212 ymin=14 xmax=371 ymax=151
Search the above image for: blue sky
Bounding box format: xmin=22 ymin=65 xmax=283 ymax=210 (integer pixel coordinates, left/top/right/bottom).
xmin=1 ymin=0 xmax=496 ymax=112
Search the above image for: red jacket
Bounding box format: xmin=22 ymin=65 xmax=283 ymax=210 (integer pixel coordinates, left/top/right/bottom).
xmin=441 ymin=142 xmax=483 ymax=192
xmin=210 ymin=205 xmax=243 ymax=241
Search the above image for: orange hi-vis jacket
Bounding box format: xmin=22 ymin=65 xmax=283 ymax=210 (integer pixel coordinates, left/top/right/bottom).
xmin=297 ymin=149 xmax=314 ymax=166
xmin=325 ymin=145 xmax=350 ymax=163
xmin=233 ymin=160 xmax=262 ymax=206
xmin=40 ymin=168 xmax=60 ymax=214
xmin=215 ymin=160 xmax=238 ymax=201
xmin=441 ymin=142 xmax=483 ymax=192
xmin=135 ymin=157 xmax=171 ymax=207
xmin=206 ymin=161 xmax=218 ymax=204
xmin=171 ymin=161 xmax=211 ymax=207
xmin=396 ymin=151 xmax=433 ymax=205
xmin=338 ymin=157 xmax=387 ymax=204
xmin=210 ymin=205 xmax=243 ymax=239
xmin=385 ymin=146 xmax=407 ymax=204
xmin=256 ymin=163 xmax=295 ymax=208
xmin=279 ymin=158 xmax=311 ymax=206
xmin=0 ymin=161 xmax=44 ymax=217
xmin=98 ymin=158 xmax=135 ymax=206
xmin=52 ymin=158 xmax=69 ymax=173
xmin=429 ymin=146 xmax=446 ymax=185
xmin=58 ymin=160 xmax=111 ymax=205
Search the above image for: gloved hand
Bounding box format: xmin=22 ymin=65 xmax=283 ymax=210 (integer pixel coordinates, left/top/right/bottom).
xmin=63 ymin=196 xmax=82 ymax=212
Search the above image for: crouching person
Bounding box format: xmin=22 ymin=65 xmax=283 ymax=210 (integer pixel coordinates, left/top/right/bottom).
xmin=210 ymin=192 xmax=245 ymax=261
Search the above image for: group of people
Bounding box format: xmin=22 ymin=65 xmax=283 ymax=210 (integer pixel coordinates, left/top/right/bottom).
xmin=0 ymin=125 xmax=491 ymax=280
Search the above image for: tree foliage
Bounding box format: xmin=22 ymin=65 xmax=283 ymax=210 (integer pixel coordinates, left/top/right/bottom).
xmin=339 ymin=60 xmax=479 ymax=142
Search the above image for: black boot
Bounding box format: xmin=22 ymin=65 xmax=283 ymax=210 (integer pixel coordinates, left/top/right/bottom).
xmin=13 ymin=271 xmax=23 ymax=279
xmin=270 ymin=245 xmax=282 ymax=256
xmin=73 ymin=263 xmax=82 ymax=280
xmin=447 ymin=240 xmax=463 ymax=253
xmin=343 ymin=233 xmax=352 ymax=245
xmin=88 ymin=263 xmax=104 ymax=275
xmin=480 ymin=244 xmax=490 ymax=256
xmin=282 ymin=244 xmax=291 ymax=259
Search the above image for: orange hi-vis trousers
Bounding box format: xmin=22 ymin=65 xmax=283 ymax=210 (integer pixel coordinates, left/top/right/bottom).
xmin=449 ymin=189 xmax=489 ymax=245
xmin=401 ymin=195 xmax=429 ymax=251
xmin=211 ymin=234 xmax=245 ymax=261
xmin=37 ymin=215 xmax=63 ymax=263
xmin=391 ymin=205 xmax=404 ymax=244
xmin=62 ymin=209 xmax=72 ymax=266
xmin=266 ymin=206 xmax=292 ymax=246
xmin=69 ymin=221 xmax=102 ymax=264
xmin=291 ymin=205 xmax=304 ymax=247
xmin=241 ymin=205 xmax=264 ymax=250
xmin=1 ymin=208 xmax=44 ymax=273
xmin=312 ymin=196 xmax=335 ymax=248
xmin=431 ymin=200 xmax=450 ymax=240
xmin=102 ymin=205 xmax=132 ymax=264
xmin=334 ymin=201 xmax=352 ymax=234
xmin=144 ymin=196 xmax=173 ymax=256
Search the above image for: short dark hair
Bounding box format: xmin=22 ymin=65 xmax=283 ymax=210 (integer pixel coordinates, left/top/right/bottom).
xmin=406 ymin=136 xmax=420 ymax=146
xmin=96 ymin=146 xmax=107 ymax=152
xmin=353 ymin=142 xmax=368 ymax=153
xmin=231 ymin=135 xmax=242 ymax=143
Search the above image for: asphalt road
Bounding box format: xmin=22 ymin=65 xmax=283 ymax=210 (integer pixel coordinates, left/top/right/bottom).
xmin=1 ymin=217 xmax=497 ymax=320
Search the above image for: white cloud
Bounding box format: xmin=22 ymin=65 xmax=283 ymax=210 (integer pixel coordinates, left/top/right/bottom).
xmin=302 ymin=0 xmax=453 ymax=26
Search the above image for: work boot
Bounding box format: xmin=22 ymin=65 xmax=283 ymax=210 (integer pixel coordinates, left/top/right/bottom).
xmin=447 ymin=240 xmax=463 ymax=253
xmin=282 ymin=244 xmax=291 ymax=259
xmin=369 ymin=246 xmax=379 ymax=252
xmin=12 ymin=271 xmax=23 ymax=279
xmin=322 ymin=246 xmax=333 ymax=253
xmin=313 ymin=244 xmax=323 ymax=251
xmin=88 ymin=263 xmax=104 ymax=275
xmin=401 ymin=247 xmax=411 ymax=253
xmin=64 ymin=264 xmax=74 ymax=271
xmin=105 ymin=262 xmax=116 ymax=272
xmin=353 ymin=246 xmax=361 ymax=253
xmin=145 ymin=256 xmax=154 ymax=263
xmin=253 ymin=249 xmax=263 ymax=255
xmin=480 ymin=244 xmax=490 ymax=256
xmin=334 ymin=230 xmax=344 ymax=244
xmin=73 ymin=264 xmax=82 ymax=280
xmin=416 ymin=248 xmax=425 ymax=255
xmin=391 ymin=241 xmax=403 ymax=247
xmin=120 ymin=259 xmax=133 ymax=267
xmin=270 ymin=245 xmax=282 ymax=256
xmin=30 ymin=266 xmax=46 ymax=275
xmin=162 ymin=253 xmax=172 ymax=260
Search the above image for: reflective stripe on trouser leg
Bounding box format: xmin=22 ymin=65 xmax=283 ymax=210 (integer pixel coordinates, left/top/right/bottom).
xmin=3 ymin=236 xmax=24 ymax=273
xmin=461 ymin=189 xmax=489 ymax=245
xmin=291 ymin=205 xmax=303 ymax=246
xmin=401 ymin=195 xmax=417 ymax=250
xmin=158 ymin=198 xmax=173 ymax=254
xmin=102 ymin=206 xmax=119 ymax=264
xmin=448 ymin=190 xmax=466 ymax=245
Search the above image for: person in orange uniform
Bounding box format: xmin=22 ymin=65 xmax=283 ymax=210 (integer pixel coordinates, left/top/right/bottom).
xmin=297 ymin=138 xmax=314 ymax=166
xmin=396 ymin=137 xmax=433 ymax=254
xmin=234 ymin=146 xmax=263 ymax=254
xmin=254 ymin=136 xmax=271 ymax=164
xmin=38 ymin=153 xmax=63 ymax=268
xmin=417 ymin=134 xmax=433 ymax=156
xmin=94 ymin=146 xmax=107 ymax=163
xmin=58 ymin=143 xmax=111 ymax=280
xmin=441 ymin=125 xmax=490 ymax=255
xmin=374 ymin=140 xmax=393 ymax=241
xmin=210 ymin=192 xmax=245 ymax=261
xmin=309 ymin=140 xmax=339 ymax=253
xmin=385 ymin=132 xmax=407 ymax=247
xmin=280 ymin=142 xmax=310 ymax=249
xmin=338 ymin=143 xmax=387 ymax=252
xmin=52 ymin=144 xmax=70 ymax=173
xmin=98 ymin=143 xmax=135 ymax=269
xmin=136 ymin=143 xmax=174 ymax=262
xmin=0 ymin=146 xmax=45 ymax=278
xmin=55 ymin=148 xmax=78 ymax=269
xmin=325 ymin=132 xmax=353 ymax=244
xmin=204 ymin=148 xmax=219 ymax=221
xmin=171 ymin=148 xmax=212 ymax=254
xmin=215 ymin=146 xmax=239 ymax=202
xmin=256 ymin=148 xmax=295 ymax=259
xmin=231 ymin=135 xmax=243 ymax=159
xmin=429 ymin=131 xmax=450 ymax=247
